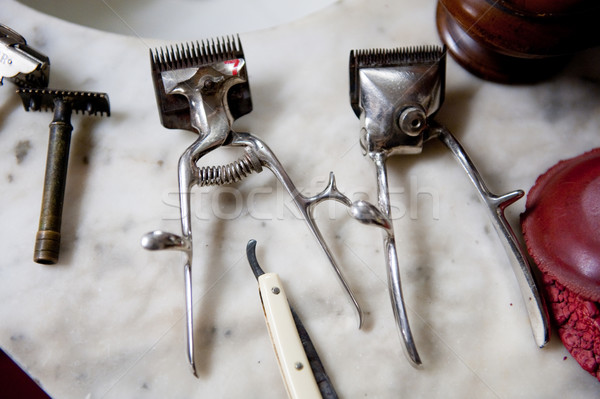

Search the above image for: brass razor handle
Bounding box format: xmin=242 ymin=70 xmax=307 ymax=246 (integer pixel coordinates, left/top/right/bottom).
xmin=35 ymin=102 xmax=73 ymax=264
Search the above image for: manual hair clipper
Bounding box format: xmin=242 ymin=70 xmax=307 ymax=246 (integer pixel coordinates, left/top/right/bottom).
xmin=142 ymin=35 xmax=389 ymax=375
xmin=349 ymin=45 xmax=550 ymax=366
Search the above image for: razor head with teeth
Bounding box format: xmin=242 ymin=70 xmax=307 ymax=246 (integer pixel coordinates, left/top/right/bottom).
xmin=0 ymin=24 xmax=50 ymax=88
xmin=17 ymin=88 xmax=110 ymax=116
xmin=350 ymin=45 xmax=446 ymax=157
xmin=150 ymin=35 xmax=252 ymax=132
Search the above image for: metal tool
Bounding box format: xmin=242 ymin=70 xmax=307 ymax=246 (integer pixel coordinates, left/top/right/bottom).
xmin=0 ymin=24 xmax=49 ymax=88
xmin=141 ymin=35 xmax=388 ymax=376
xmin=17 ymin=88 xmax=110 ymax=264
xmin=349 ymin=44 xmax=550 ymax=363
xmin=247 ymin=239 xmax=338 ymax=399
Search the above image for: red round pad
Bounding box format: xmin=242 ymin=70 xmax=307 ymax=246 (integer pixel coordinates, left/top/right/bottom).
xmin=522 ymin=148 xmax=600 ymax=301
xmin=522 ymin=148 xmax=600 ymax=381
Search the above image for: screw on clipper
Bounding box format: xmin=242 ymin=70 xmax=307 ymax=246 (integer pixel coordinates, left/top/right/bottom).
xmin=0 ymin=24 xmax=49 ymax=88
xmin=349 ymin=45 xmax=550 ymax=364
xmin=17 ymin=88 xmax=110 ymax=264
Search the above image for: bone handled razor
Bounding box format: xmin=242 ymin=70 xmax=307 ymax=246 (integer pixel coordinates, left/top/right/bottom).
xmin=247 ymin=239 xmax=338 ymax=399
xmin=349 ymin=45 xmax=550 ymax=366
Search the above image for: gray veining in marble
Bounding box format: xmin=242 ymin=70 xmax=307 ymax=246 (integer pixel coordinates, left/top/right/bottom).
xmin=1 ymin=0 xmax=600 ymax=397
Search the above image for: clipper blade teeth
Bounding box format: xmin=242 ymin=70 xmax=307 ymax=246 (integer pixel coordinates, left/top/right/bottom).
xmin=350 ymin=45 xmax=445 ymax=68
xmin=349 ymin=45 xmax=446 ymax=118
xmin=150 ymin=35 xmax=244 ymax=72
xmin=149 ymin=34 xmax=252 ymax=130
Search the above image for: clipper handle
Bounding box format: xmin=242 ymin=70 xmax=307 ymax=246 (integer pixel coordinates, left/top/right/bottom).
xmin=373 ymin=154 xmax=422 ymax=367
xmin=34 ymin=102 xmax=73 ymax=264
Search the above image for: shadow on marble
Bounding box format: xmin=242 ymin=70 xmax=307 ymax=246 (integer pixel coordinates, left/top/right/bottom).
xmin=192 ymin=216 xmax=228 ymax=377
xmin=57 ymin=116 xmax=107 ymax=265
xmin=0 ymin=93 xmax=22 ymax=132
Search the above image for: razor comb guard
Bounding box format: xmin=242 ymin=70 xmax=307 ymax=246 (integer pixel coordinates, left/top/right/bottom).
xmin=150 ymin=35 xmax=252 ymax=131
xmin=17 ymin=88 xmax=110 ymax=116
xmin=17 ymin=87 xmax=110 ymax=264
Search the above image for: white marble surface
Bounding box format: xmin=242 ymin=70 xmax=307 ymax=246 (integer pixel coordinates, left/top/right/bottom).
xmin=1 ymin=0 xmax=600 ymax=398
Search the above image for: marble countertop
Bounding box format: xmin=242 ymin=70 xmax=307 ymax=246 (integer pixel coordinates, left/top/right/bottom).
xmin=1 ymin=0 xmax=600 ymax=397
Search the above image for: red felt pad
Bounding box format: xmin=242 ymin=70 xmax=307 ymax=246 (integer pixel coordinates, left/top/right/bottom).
xmin=522 ymin=148 xmax=600 ymax=382
xmin=522 ymin=148 xmax=600 ymax=301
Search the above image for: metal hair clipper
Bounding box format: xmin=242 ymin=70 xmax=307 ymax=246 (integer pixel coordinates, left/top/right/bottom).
xmin=0 ymin=24 xmax=49 ymax=88
xmin=349 ymin=45 xmax=550 ymax=365
xmin=142 ymin=36 xmax=387 ymax=375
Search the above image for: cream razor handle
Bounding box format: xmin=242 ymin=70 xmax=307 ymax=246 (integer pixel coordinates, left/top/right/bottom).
xmin=258 ymin=273 xmax=322 ymax=399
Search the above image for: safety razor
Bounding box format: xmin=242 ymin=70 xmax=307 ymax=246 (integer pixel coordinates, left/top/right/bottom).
xmin=0 ymin=24 xmax=49 ymax=88
xmin=18 ymin=88 xmax=110 ymax=264
xmin=349 ymin=45 xmax=550 ymax=366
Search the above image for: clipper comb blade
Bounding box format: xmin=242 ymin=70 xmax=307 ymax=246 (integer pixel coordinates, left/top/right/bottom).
xmin=150 ymin=35 xmax=252 ymax=131
xmin=349 ymin=45 xmax=446 ymax=157
xmin=350 ymin=45 xmax=446 ymax=119
xmin=351 ymin=45 xmax=445 ymax=68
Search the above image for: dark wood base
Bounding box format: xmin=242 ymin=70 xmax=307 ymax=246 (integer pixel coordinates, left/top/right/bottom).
xmin=436 ymin=0 xmax=599 ymax=83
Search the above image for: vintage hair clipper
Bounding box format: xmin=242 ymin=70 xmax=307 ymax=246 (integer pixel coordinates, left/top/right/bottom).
xmin=142 ymin=35 xmax=388 ymax=375
xmin=0 ymin=24 xmax=49 ymax=88
xmin=349 ymin=45 xmax=550 ymax=366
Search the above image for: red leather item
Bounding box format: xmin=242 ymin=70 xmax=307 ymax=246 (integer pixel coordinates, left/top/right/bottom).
xmin=522 ymin=148 xmax=600 ymax=381
xmin=522 ymin=148 xmax=600 ymax=301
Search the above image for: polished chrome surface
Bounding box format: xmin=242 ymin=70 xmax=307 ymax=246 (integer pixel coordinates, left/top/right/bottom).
xmin=349 ymin=46 xmax=446 ymax=368
xmin=144 ymin=36 xmax=379 ymax=375
xmin=229 ymin=130 xmax=365 ymax=328
xmin=144 ymin=37 xmax=252 ymax=376
xmin=350 ymin=46 xmax=445 ymax=158
xmin=373 ymin=153 xmax=422 ymax=367
xmin=349 ymin=43 xmax=549 ymax=366
xmin=141 ymin=230 xmax=191 ymax=252
xmin=430 ymin=123 xmax=550 ymax=348
xmin=0 ymin=24 xmax=49 ymax=88
xmin=349 ymin=199 xmax=392 ymax=233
